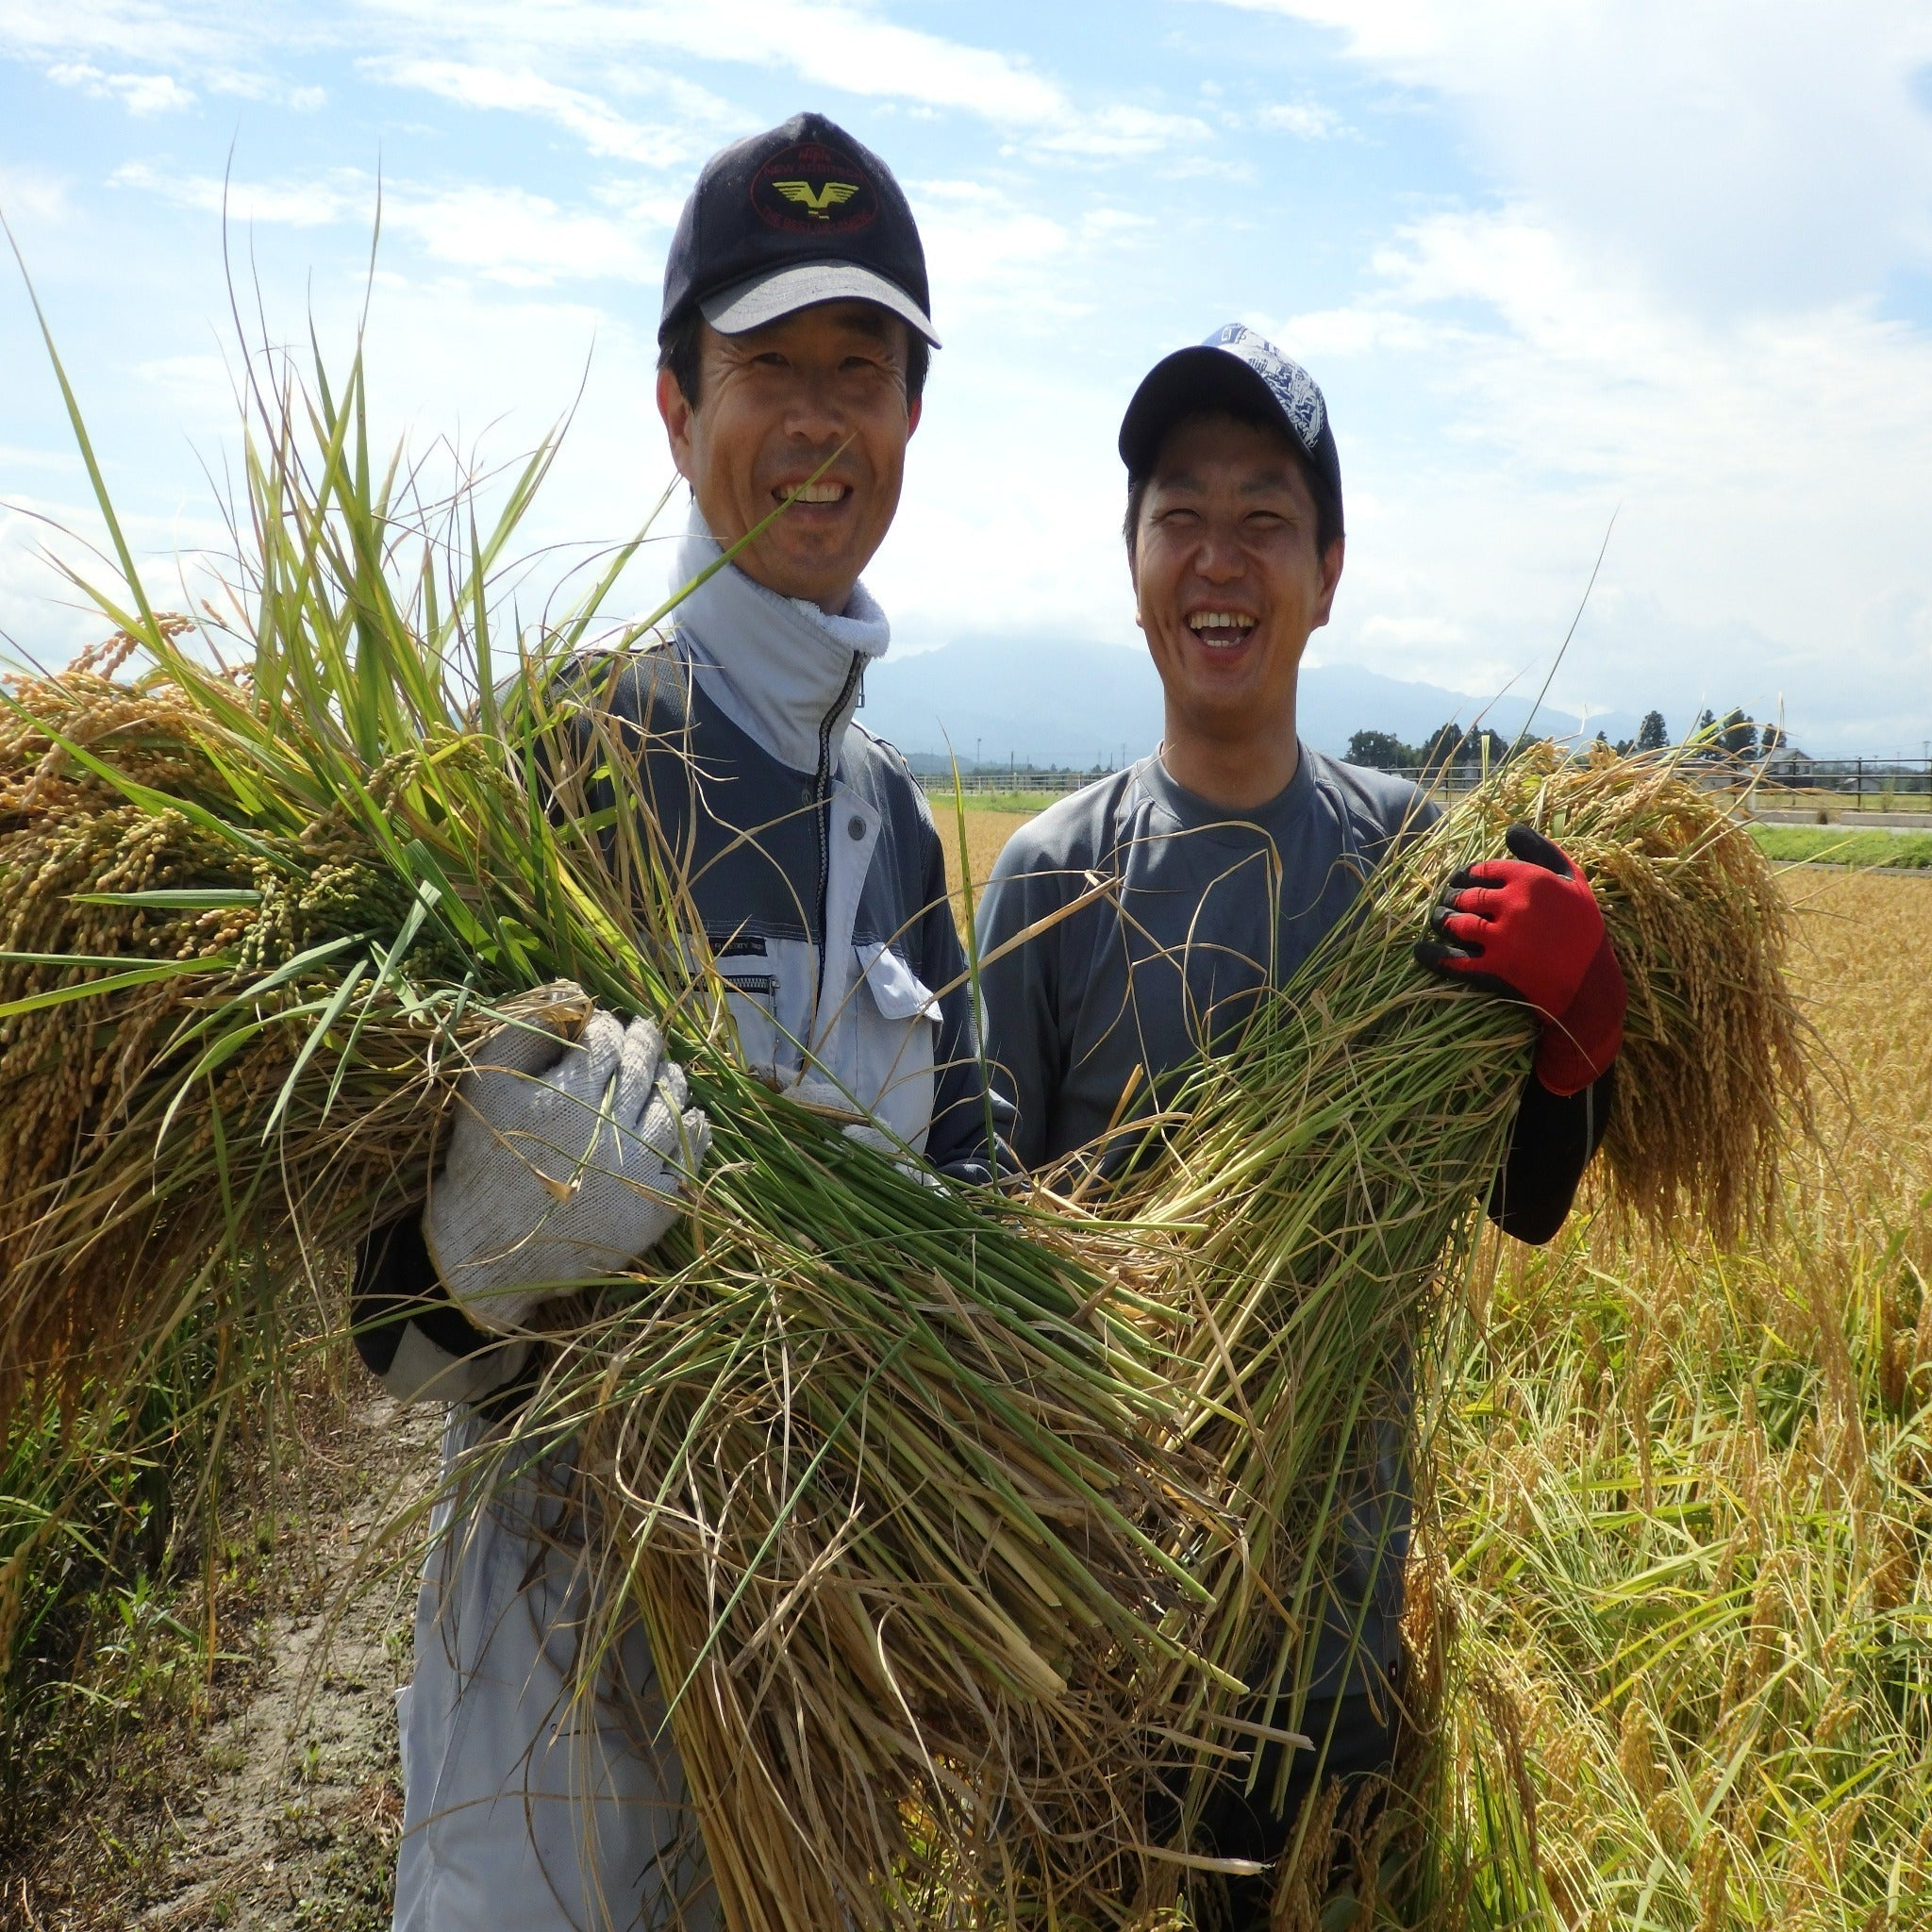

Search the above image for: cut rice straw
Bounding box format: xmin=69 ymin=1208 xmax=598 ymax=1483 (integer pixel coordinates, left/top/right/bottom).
xmin=0 ymin=293 xmax=1808 ymax=1931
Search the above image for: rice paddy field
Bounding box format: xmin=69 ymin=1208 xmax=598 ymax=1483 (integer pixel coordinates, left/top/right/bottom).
xmin=940 ymin=815 xmax=1932 ymax=1930
xmin=1423 ymin=867 xmax=1932 ymax=1930
xmin=1747 ymin=824 xmax=1932 ymax=870
xmin=1 ymin=814 xmax=1926 ymax=1928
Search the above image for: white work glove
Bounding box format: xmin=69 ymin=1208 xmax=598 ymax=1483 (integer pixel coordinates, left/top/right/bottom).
xmin=424 ymin=997 xmax=710 ymax=1333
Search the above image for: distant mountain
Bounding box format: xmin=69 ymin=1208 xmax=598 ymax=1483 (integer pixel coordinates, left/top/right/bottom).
xmin=860 ymin=636 xmax=1640 ymax=769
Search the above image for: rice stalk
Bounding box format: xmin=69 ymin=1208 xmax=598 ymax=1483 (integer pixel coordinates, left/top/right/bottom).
xmin=0 ymin=306 xmax=1810 ymax=1930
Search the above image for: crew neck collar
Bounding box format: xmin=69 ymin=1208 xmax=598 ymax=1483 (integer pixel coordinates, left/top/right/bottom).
xmin=1138 ymin=742 xmax=1315 ymax=834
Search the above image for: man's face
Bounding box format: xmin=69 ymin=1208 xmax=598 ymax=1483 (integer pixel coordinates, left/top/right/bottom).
xmin=1132 ymin=412 xmax=1343 ymax=750
xmin=658 ymin=300 xmax=921 ymax=613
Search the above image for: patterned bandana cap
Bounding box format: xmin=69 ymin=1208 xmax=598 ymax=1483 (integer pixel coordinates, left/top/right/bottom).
xmin=1204 ymin=324 xmax=1326 ymax=453
xmin=1117 ymin=323 xmax=1344 ymax=536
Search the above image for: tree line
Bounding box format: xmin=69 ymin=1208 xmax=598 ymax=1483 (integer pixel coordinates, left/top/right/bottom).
xmin=1344 ymin=708 xmax=1790 ymax=773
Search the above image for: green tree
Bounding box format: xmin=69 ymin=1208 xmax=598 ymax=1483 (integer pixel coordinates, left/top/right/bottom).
xmin=1718 ymin=708 xmax=1757 ymax=758
xmin=1413 ymin=723 xmax=1512 ymax=779
xmin=1344 ymin=729 xmax=1415 ymax=769
xmin=1758 ymin=723 xmax=1787 ymax=756
xmin=1635 ymin=709 xmax=1669 ymax=753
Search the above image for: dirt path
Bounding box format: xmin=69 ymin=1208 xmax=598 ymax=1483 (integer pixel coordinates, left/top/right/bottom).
xmin=134 ymin=1399 xmax=433 ymax=1932
xmin=9 ymin=1399 xmax=437 ymax=1932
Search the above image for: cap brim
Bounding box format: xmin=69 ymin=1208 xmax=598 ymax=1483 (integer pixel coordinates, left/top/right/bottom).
xmin=1117 ymin=344 xmax=1288 ymax=473
xmin=699 ymin=261 xmax=941 ymax=347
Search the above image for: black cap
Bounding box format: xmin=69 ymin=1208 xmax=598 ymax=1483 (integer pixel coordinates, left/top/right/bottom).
xmin=1119 ymin=325 xmax=1341 ymax=526
xmin=659 ymin=112 xmax=939 ymax=348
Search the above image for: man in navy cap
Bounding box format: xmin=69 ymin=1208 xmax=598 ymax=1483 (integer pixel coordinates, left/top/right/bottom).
xmin=357 ymin=113 xmax=1001 ymax=1931
xmin=975 ymin=325 xmax=1627 ymax=1922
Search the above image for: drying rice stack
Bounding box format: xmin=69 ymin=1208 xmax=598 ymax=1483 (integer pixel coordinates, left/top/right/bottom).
xmin=0 ymin=338 xmax=1807 ymax=1932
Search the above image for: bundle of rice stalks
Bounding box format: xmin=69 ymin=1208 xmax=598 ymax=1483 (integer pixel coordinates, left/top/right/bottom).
xmin=0 ymin=337 xmax=1232 ymax=1932
xmin=1 ymin=310 xmax=1808 ymax=1932
xmin=1058 ymin=744 xmax=1809 ymax=1913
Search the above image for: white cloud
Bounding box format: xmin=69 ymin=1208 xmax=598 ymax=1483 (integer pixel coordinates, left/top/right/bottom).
xmin=1258 ymin=207 xmax=1932 ymax=745
xmin=0 ymin=164 xmax=71 ymax=225
xmin=107 ymin=162 xmax=665 ymax=284
xmin=47 ymin=58 xmax=195 ymax=112
xmin=354 ymin=0 xmax=1067 ymax=126
xmin=1034 ymin=104 xmax=1212 ymax=159
xmin=1254 ymin=99 xmax=1345 ymax=140
xmin=1200 ymin=0 xmax=1932 ymax=308
xmin=110 ymin=160 xmax=360 ymax=228
xmin=912 ymin=179 xmax=1076 ymax=321
xmin=385 ymin=185 xmax=658 ymax=285
xmin=0 ymin=0 xmax=327 ymax=114
xmin=0 ymin=0 xmax=234 ymax=68
xmin=355 ymin=1 xmax=1212 ymax=159
xmin=363 ymin=57 xmax=714 ymax=168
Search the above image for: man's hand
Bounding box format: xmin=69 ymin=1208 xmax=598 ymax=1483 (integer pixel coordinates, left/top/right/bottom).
xmin=1414 ymin=821 xmax=1626 ymax=1096
xmin=423 ymin=995 xmax=710 ymax=1332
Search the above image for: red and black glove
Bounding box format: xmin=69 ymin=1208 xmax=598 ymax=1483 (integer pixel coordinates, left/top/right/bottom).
xmin=1414 ymin=822 xmax=1626 ymax=1096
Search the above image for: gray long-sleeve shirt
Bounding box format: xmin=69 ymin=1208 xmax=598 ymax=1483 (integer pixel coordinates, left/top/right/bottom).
xmin=974 ymin=745 xmax=1438 ymax=1706
xmin=974 ymin=747 xmax=1435 ymax=1173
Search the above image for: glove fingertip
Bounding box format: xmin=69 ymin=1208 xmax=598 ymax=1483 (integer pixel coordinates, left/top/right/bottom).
xmin=579 ymin=1008 xmax=625 ymax=1086
xmin=656 ymin=1057 xmax=690 ymax=1113
xmin=613 ymin=1015 xmax=665 ymax=1124
xmin=1505 ymin=820 xmax=1572 ymax=876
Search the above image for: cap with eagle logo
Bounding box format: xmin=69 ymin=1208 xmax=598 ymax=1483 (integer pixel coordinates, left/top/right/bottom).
xmin=660 ymin=111 xmax=940 ymax=347
xmin=1119 ymin=324 xmax=1342 ymax=535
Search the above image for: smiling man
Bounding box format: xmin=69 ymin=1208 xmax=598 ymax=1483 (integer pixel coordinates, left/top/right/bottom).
xmin=975 ymin=325 xmax=1627 ymax=1922
xmin=356 ymin=113 xmax=1000 ymax=1932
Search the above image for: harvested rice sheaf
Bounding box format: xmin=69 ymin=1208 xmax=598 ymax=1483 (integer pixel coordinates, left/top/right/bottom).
xmin=0 ymin=348 xmax=1809 ymax=1932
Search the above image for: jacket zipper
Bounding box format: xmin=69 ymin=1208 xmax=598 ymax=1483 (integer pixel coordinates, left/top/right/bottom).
xmin=813 ymin=650 xmax=867 ymax=1010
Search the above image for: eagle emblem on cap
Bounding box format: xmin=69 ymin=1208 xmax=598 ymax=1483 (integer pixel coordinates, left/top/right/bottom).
xmin=1209 ymin=323 xmax=1325 ymax=451
xmin=772 ymin=179 xmax=860 ymax=220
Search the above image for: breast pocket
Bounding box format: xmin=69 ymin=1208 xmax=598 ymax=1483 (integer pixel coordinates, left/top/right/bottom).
xmin=710 ymin=932 xmax=783 ymax=1082
xmin=850 ymin=941 xmax=938 ymax=1154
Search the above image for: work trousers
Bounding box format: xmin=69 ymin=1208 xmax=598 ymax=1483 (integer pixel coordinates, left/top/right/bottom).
xmin=391 ymin=1411 xmax=717 ymax=1932
xmin=1203 ymin=1687 xmax=1401 ymax=1932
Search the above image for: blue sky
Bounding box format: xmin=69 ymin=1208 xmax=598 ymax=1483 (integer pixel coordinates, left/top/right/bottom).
xmin=4 ymin=0 xmax=1932 ymax=753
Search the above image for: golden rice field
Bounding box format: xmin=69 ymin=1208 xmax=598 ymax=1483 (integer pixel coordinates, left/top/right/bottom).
xmin=946 ymin=815 xmax=1932 ymax=1930
xmin=2 ymin=807 xmax=1924 ymax=1929
xmin=1429 ymin=868 xmax=1932 ymax=1931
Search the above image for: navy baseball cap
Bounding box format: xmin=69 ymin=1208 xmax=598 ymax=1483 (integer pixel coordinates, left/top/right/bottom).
xmin=659 ymin=112 xmax=940 ymax=347
xmin=1119 ymin=325 xmax=1341 ymax=528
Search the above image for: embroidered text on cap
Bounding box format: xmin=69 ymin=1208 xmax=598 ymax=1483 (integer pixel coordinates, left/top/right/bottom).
xmin=753 ymin=140 xmax=878 ymax=234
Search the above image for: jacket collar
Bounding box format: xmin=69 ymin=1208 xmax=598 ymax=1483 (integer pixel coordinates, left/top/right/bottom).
xmin=671 ymin=502 xmax=891 ymax=778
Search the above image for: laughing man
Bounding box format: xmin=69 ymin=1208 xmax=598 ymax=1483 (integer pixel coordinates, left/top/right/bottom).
xmin=974 ymin=325 xmax=1628 ymax=1924
xmin=355 ymin=113 xmax=1000 ymax=1932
